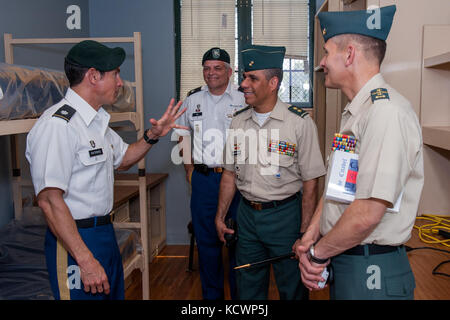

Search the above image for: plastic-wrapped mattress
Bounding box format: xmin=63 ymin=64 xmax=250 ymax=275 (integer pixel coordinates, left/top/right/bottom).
xmin=0 ymin=62 xmax=135 ymax=120
xmin=0 ymin=207 xmax=140 ymax=300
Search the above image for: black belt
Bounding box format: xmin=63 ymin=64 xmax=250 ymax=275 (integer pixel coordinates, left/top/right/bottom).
xmin=75 ymin=214 xmax=113 ymax=228
xmin=342 ymin=244 xmax=402 ymax=256
xmin=194 ymin=164 xmax=224 ymax=175
xmin=243 ymin=193 xmax=298 ymax=211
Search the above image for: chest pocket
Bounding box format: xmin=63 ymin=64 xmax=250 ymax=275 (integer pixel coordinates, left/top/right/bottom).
xmin=277 ymin=154 xmax=294 ymax=167
xmin=78 ymin=148 xmax=107 ymax=166
xmin=189 ymin=111 xmax=204 ymax=122
xmin=266 ymin=138 xmax=296 ymax=168
xmin=264 ymin=153 xmax=294 ymax=169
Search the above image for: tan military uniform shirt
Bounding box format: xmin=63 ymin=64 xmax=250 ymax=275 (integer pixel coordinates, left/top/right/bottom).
xmin=320 ymin=73 xmax=424 ymax=245
xmin=223 ymin=98 xmax=326 ymax=202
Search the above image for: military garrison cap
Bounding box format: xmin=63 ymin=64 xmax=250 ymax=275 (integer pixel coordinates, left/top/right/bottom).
xmin=65 ymin=40 xmax=126 ymax=72
xmin=202 ymin=47 xmax=230 ymax=65
xmin=318 ymin=5 xmax=396 ymax=42
xmin=241 ymin=45 xmax=286 ymax=71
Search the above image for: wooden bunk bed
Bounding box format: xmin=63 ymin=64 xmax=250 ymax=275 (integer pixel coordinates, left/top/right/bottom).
xmin=0 ymin=32 xmax=151 ymax=299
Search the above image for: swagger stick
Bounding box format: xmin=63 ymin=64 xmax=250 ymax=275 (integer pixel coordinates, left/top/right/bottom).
xmin=234 ymin=252 xmax=295 ymax=270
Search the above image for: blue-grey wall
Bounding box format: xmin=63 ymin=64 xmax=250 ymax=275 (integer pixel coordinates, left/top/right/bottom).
xmin=89 ymin=0 xmax=191 ymax=244
xmin=0 ymin=0 xmax=90 ymax=228
xmin=0 ymin=0 xmax=191 ymax=244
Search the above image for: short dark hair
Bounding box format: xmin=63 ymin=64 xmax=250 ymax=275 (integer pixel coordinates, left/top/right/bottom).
xmin=333 ymin=34 xmax=387 ymax=65
xmin=64 ymin=59 xmax=104 ymax=87
xmin=263 ymin=68 xmax=283 ymax=91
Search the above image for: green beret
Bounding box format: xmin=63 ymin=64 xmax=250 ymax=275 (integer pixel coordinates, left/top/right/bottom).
xmin=318 ymin=5 xmax=396 ymax=42
xmin=241 ymin=45 xmax=286 ymax=71
xmin=65 ymin=40 xmax=126 ymax=72
xmin=202 ymin=47 xmax=230 ymax=65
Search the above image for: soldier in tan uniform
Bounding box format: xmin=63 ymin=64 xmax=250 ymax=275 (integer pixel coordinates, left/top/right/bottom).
xmin=296 ymin=5 xmax=424 ymax=299
xmin=215 ymin=45 xmax=326 ymax=300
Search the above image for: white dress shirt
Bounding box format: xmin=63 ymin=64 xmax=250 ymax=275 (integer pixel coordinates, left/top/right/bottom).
xmin=174 ymin=82 xmax=246 ymax=167
xmin=26 ymin=88 xmax=129 ymax=220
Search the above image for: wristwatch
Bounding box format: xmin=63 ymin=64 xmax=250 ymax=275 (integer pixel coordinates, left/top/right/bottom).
xmin=309 ymin=244 xmax=329 ymax=264
xmin=144 ymin=128 xmax=159 ymax=145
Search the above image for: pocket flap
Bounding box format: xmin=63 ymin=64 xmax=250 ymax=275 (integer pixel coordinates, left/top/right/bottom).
xmin=385 ymin=271 xmax=415 ymax=297
xmin=78 ymin=149 xmax=107 ymax=166
xmin=266 ymin=153 xmax=294 ymax=167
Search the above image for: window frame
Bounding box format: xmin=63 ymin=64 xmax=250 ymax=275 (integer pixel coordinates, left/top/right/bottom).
xmin=174 ymin=0 xmax=315 ymax=108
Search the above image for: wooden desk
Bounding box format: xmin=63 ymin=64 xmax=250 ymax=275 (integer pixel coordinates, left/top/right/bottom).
xmin=113 ymin=173 xmax=168 ymax=261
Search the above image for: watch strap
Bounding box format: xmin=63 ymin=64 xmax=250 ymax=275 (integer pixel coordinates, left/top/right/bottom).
xmin=144 ymin=128 xmax=159 ymax=145
xmin=309 ymin=244 xmax=329 ymax=264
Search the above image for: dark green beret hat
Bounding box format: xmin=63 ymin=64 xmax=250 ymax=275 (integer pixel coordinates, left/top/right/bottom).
xmin=65 ymin=40 xmax=126 ymax=72
xmin=241 ymin=45 xmax=286 ymax=71
xmin=202 ymin=47 xmax=230 ymax=65
xmin=318 ymin=5 xmax=396 ymax=42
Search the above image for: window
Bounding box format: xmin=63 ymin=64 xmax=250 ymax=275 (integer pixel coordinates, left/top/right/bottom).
xmin=175 ymin=0 xmax=314 ymax=107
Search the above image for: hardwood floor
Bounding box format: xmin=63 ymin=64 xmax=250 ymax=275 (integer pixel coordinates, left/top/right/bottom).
xmin=125 ymin=226 xmax=450 ymax=300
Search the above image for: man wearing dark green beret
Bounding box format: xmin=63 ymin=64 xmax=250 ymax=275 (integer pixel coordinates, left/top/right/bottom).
xmin=215 ymin=45 xmax=326 ymax=299
xmin=26 ymin=40 xmax=187 ymax=300
xmin=296 ymin=5 xmax=424 ymax=300
xmin=175 ymin=47 xmax=246 ymax=300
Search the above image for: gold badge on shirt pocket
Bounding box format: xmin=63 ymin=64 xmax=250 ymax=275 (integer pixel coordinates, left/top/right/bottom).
xmin=268 ymin=140 xmax=296 ymax=157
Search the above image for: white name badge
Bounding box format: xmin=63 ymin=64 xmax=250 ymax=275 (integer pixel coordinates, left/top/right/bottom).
xmin=325 ymin=150 xmax=402 ymax=213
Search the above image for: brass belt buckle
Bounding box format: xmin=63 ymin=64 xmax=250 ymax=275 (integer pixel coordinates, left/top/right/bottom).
xmin=250 ymin=201 xmax=263 ymax=211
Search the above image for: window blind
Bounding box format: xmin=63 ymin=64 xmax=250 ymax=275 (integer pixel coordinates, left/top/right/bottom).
xmin=180 ymin=0 xmax=236 ymax=99
xmin=252 ymin=0 xmax=309 ymax=59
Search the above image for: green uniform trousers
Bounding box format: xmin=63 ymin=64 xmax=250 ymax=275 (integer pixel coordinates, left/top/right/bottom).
xmin=329 ymin=245 xmax=415 ymax=300
xmin=235 ymin=195 xmax=308 ymax=300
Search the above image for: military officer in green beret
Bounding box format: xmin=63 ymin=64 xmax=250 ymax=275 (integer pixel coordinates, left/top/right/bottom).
xmin=295 ymin=5 xmax=424 ymax=299
xmin=215 ymin=45 xmax=326 ymax=300
xmin=26 ymin=40 xmax=186 ymax=300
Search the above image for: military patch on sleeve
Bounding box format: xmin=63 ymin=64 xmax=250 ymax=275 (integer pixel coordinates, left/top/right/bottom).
xmin=233 ymin=106 xmax=251 ymax=117
xmin=187 ymin=86 xmax=202 ymax=97
xmin=371 ymin=88 xmax=390 ymax=103
xmin=288 ymin=105 xmax=309 ymax=118
xmin=52 ymin=104 xmax=76 ymax=122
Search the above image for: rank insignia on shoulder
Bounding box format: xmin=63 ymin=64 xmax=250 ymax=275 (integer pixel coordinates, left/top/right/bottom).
xmin=233 ymin=106 xmax=251 ymax=117
xmin=288 ymin=105 xmax=309 ymax=118
xmin=52 ymin=104 xmax=76 ymax=122
xmin=371 ymin=88 xmax=390 ymax=103
xmin=187 ymin=86 xmax=202 ymax=97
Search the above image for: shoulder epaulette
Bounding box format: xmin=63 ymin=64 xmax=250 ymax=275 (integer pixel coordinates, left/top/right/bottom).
xmin=233 ymin=106 xmax=251 ymax=117
xmin=52 ymin=104 xmax=76 ymax=122
xmin=187 ymin=86 xmax=202 ymax=97
xmin=370 ymin=88 xmax=390 ymax=103
xmin=288 ymin=105 xmax=309 ymax=119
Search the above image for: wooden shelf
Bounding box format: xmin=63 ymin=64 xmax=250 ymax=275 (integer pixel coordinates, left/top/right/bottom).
xmin=424 ymin=51 xmax=450 ymax=70
xmin=0 ymin=111 xmax=139 ymax=136
xmin=0 ymin=118 xmax=36 ymax=135
xmin=113 ymin=173 xmax=168 ymax=208
xmin=110 ymin=111 xmax=140 ymax=131
xmin=422 ymin=125 xmax=450 ymax=150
